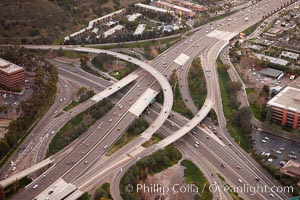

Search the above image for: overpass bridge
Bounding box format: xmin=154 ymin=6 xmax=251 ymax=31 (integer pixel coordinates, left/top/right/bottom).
xmin=0 ymin=158 xmax=53 ymax=188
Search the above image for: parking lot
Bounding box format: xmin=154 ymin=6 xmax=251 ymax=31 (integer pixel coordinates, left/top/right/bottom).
xmin=0 ymin=76 xmax=34 ymax=119
xmin=252 ymin=130 xmax=300 ymax=167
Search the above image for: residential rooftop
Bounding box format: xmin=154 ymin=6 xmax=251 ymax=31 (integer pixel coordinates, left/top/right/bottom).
xmin=135 ymin=3 xmax=169 ymax=13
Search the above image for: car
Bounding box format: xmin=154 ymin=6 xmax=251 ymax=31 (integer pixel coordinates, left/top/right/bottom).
xmin=195 ymin=141 xmax=200 ymax=145
xmin=11 ymin=167 xmax=16 ymax=171
xmin=117 ymin=128 xmax=121 ymax=131
xmin=109 ymin=119 xmax=113 ymax=123
xmin=221 ymin=164 xmax=225 ymax=168
xmin=128 ymin=58 xmax=131 ymax=60
xmin=194 ymin=144 xmax=199 ymax=148
xmin=238 ymin=179 xmax=243 ymax=183
xmin=236 ymin=166 xmax=241 ymax=169
xmin=33 ymin=184 xmax=38 ymax=189
xmin=206 ymin=136 xmax=210 ymax=139
xmin=276 ymin=151 xmax=282 ymax=154
xmin=41 ymin=174 xmax=46 ymax=179
xmin=104 ymin=145 xmax=108 ymax=149
xmin=269 ymin=193 xmax=274 ymax=198
xmin=265 ymin=137 xmax=270 ymax=140
xmin=48 ymin=190 xmax=54 ymax=195
xmin=84 ymin=161 xmax=88 ymax=165
xmin=262 ymin=140 xmax=267 ymax=143
xmin=255 ymin=177 xmax=260 ymax=182
xmin=51 ymin=131 xmax=55 ymax=135
xmin=279 ymin=148 xmax=284 ymax=151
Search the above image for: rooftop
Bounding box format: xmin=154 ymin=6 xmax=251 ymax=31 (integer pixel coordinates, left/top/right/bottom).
xmin=267 ymin=77 xmax=300 ymax=113
xmin=103 ymin=25 xmax=124 ymax=38
xmin=254 ymin=53 xmax=289 ymax=66
xmin=260 ymin=67 xmax=283 ymax=78
xmin=155 ymin=1 xmax=194 ymax=14
xmin=127 ymin=13 xmax=142 ymax=22
xmin=281 ymin=51 xmax=299 ymax=60
xmin=280 ymin=160 xmax=300 ymax=178
xmin=0 ymin=58 xmax=24 ymax=74
xmin=135 ymin=3 xmax=169 ymax=13
xmin=133 ymin=24 xmax=146 ymax=35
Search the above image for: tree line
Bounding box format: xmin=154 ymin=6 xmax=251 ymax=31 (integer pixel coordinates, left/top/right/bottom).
xmin=120 ymin=146 xmax=182 ymax=200
xmin=0 ymin=46 xmax=58 ymax=161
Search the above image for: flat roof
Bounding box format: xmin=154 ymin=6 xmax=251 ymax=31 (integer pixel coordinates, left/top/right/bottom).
xmin=254 ymin=53 xmax=289 ymax=66
xmin=267 ymin=86 xmax=300 ymax=113
xmin=103 ymin=25 xmax=124 ymax=38
xmin=281 ymin=51 xmax=299 ymax=60
xmin=260 ymin=67 xmax=283 ymax=78
xmin=135 ymin=3 xmax=169 ymax=13
xmin=0 ymin=58 xmax=24 ymax=74
xmin=155 ymin=1 xmax=194 ymax=13
xmin=127 ymin=13 xmax=142 ymax=22
xmin=133 ymin=24 xmax=146 ymax=35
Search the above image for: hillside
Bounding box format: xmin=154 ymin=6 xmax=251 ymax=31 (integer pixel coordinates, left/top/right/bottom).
xmin=0 ymin=0 xmax=141 ymax=45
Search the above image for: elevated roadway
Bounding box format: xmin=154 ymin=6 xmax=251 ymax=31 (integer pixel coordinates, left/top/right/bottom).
xmin=10 ymin=1 xmax=294 ymax=199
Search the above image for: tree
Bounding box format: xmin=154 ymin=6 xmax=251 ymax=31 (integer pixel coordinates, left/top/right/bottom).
xmin=232 ymin=107 xmax=252 ymax=135
xmin=56 ymin=47 xmax=64 ymax=57
xmin=262 ymin=85 xmax=270 ymax=97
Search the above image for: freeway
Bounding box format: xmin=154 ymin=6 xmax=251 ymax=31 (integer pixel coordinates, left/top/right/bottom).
xmin=0 ymin=75 xmax=79 ymax=180
xmin=72 ymin=1 xmax=294 ymax=199
xmin=6 ymin=0 xmax=295 ymax=199
xmin=10 ymin=45 xmax=174 ymax=199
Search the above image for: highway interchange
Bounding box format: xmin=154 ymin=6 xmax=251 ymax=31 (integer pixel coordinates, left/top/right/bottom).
xmin=0 ymin=0 xmax=297 ymax=199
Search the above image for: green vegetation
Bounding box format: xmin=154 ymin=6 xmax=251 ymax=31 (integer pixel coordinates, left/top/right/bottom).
xmin=94 ymin=183 xmax=112 ymax=200
xmin=91 ymin=53 xmax=114 ymax=72
xmin=243 ymin=23 xmax=259 ymax=36
xmin=246 ymin=88 xmax=262 ymax=121
xmin=181 ymin=160 xmax=213 ymax=200
xmin=93 ymin=36 xmax=180 ymax=50
xmin=0 ymin=0 xmax=141 ymax=45
xmin=188 ymin=57 xmax=207 ymax=109
xmin=106 ymin=118 xmax=148 ymax=156
xmin=56 ymin=49 xmax=88 ymax=59
xmin=169 ymin=71 xmax=194 ymax=119
xmin=78 ymin=192 xmax=91 ymax=200
xmin=5 ymin=177 xmax=32 ymax=198
xmin=63 ymin=87 xmax=95 ymax=111
xmin=120 ymin=146 xmax=182 ymax=200
xmin=63 ymin=101 xmax=80 ymax=112
xmin=216 ymin=174 xmax=243 ymax=200
xmin=252 ymin=153 xmax=300 ymax=196
xmin=246 ymin=86 xmax=270 ymax=122
xmin=208 ymin=109 xmax=218 ymax=125
xmin=217 ymin=57 xmax=250 ymax=151
xmin=48 ymin=99 xmax=114 ymax=155
xmin=0 ymin=46 xmax=58 ymax=164
xmin=142 ymin=135 xmax=162 ymax=147
xmin=80 ymin=55 xmax=101 ymax=76
xmin=109 ymin=62 xmax=138 ymax=80
xmin=216 ymin=173 xmax=225 ymax=182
